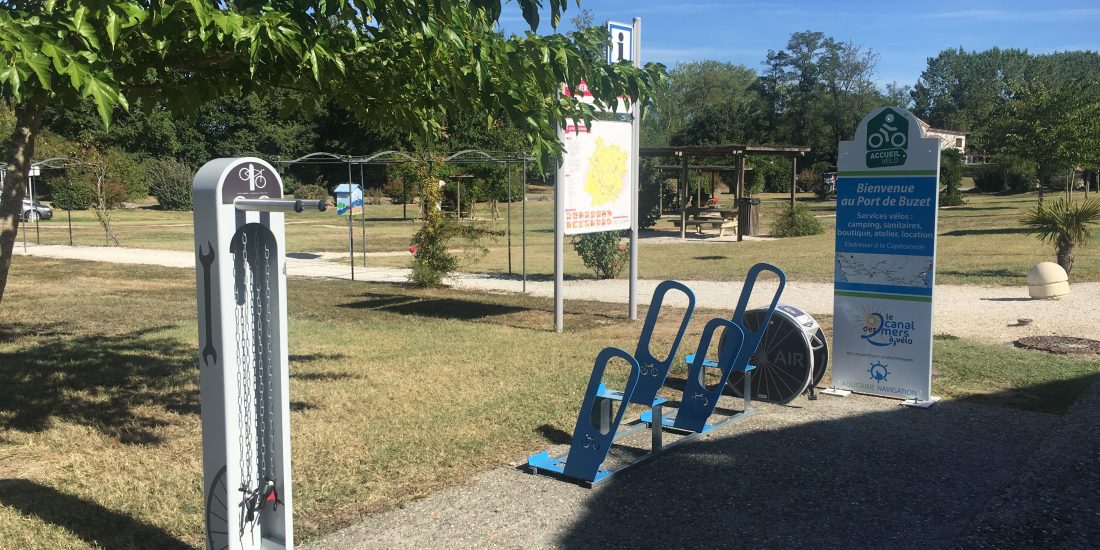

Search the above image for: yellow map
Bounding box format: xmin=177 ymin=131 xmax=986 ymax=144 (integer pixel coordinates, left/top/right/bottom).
xmin=584 ymin=137 xmax=628 ymax=205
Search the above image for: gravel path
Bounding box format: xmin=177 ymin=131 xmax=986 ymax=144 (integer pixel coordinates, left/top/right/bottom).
xmin=305 ymin=385 xmax=1099 ymax=549
xmin=17 ymin=243 xmax=1099 ymax=344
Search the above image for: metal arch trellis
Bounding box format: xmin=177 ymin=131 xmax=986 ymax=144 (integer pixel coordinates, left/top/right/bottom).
xmin=271 ymin=149 xmax=535 ymax=291
xmin=2 ymin=156 xmax=81 ymax=250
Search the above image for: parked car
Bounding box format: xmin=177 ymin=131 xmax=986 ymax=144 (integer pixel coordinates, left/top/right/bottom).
xmin=22 ymin=198 xmax=53 ymax=221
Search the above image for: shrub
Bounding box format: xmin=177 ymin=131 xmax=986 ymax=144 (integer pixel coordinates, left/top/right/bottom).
xmin=441 ymin=178 xmax=480 ymax=216
xmin=409 ymin=163 xmax=499 ymax=286
xmin=147 ymin=158 xmax=195 ymax=211
xmin=973 ymin=159 xmax=1035 ymax=194
xmin=51 ymin=177 xmax=94 ymax=210
xmin=638 ymin=158 xmax=663 ymax=229
xmin=365 ymin=187 xmax=385 ymax=205
xmin=940 ymin=149 xmax=965 ymax=206
xmin=796 ymin=168 xmax=817 ymax=193
xmin=281 ymin=174 xmax=303 ymax=196
xmin=571 ymin=230 xmax=628 ymax=279
xmin=104 ymin=149 xmax=148 ymax=201
xmin=770 ymin=203 xmax=823 ymax=237
xmin=751 ymin=158 xmax=792 ymax=193
xmin=383 ymin=177 xmax=419 ymax=204
xmin=686 ymin=173 xmax=714 ymax=206
xmin=293 ymin=184 xmax=329 ymax=201
xmin=747 ymin=168 xmax=766 ymax=195
xmin=100 ymin=179 xmax=128 ymax=210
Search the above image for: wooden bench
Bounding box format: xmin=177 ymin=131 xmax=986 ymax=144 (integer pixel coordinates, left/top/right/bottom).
xmin=672 ymin=218 xmax=737 ymax=237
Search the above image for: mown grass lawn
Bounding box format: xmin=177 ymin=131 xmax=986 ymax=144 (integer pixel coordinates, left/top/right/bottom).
xmin=22 ymin=189 xmax=1100 ymax=286
xmin=1 ymin=256 xmax=1096 ymax=548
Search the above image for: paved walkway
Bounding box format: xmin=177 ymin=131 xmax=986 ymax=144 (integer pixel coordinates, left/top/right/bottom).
xmin=16 ymin=243 xmax=1100 ymax=344
xmin=303 ymin=380 xmax=1099 ymax=549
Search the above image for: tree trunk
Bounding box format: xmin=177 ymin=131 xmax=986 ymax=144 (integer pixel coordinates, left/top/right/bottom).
xmin=0 ymin=103 xmax=43 ymax=306
xmin=1056 ymin=238 xmax=1074 ymax=275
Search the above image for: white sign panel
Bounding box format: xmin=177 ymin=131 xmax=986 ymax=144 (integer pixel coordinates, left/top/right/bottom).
xmin=562 ymin=119 xmax=633 ymax=235
xmin=832 ymin=106 xmax=941 ymax=401
xmin=607 ymin=21 xmax=633 ymax=63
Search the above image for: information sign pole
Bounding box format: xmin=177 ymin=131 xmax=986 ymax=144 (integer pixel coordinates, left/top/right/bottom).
xmin=628 ymin=17 xmax=640 ymax=321
xmin=554 ymin=126 xmax=565 ymax=333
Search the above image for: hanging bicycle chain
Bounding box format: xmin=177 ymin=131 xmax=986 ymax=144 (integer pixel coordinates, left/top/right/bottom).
xmin=235 ymin=227 xmax=283 ymax=535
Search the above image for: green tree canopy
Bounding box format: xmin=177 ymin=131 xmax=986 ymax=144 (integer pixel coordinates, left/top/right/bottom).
xmin=0 ymin=0 xmax=664 ymax=305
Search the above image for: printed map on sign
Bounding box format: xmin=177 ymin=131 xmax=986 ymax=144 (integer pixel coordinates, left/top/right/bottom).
xmin=835 ymin=252 xmax=933 ymax=289
xmin=562 ymin=119 xmax=633 ymax=235
xmin=585 ymin=138 xmax=629 ymax=204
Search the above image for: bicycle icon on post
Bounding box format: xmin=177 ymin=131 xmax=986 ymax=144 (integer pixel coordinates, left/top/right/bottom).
xmin=239 ymin=164 xmax=268 ymax=191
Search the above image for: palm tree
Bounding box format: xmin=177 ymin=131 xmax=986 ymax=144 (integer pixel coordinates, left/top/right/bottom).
xmin=1020 ymin=198 xmax=1100 ymax=275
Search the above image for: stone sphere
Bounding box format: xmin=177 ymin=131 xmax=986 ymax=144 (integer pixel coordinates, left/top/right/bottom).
xmin=1027 ymin=262 xmax=1069 ymax=299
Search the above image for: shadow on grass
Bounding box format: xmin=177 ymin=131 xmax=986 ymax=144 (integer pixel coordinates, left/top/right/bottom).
xmin=0 ymin=479 xmax=190 ymax=549
xmin=290 ymin=371 xmax=362 ymax=382
xmin=289 ymin=352 xmax=349 ymax=364
xmin=955 ymin=372 xmax=1099 ymax=415
xmin=0 ymin=321 xmax=71 ymax=344
xmin=941 ymin=227 xmax=1031 ymax=237
xmin=940 ymin=206 xmax=1018 ymax=211
xmin=535 ymin=424 xmax=572 ymax=445
xmin=0 ymin=324 xmax=196 ymax=444
xmin=938 ymin=268 xmax=1019 ymax=279
xmin=341 ymin=293 xmax=528 ymax=320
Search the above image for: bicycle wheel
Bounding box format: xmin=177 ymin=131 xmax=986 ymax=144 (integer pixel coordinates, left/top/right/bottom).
xmin=726 ymin=308 xmax=813 ymax=404
xmin=205 ymin=466 xmax=230 ymax=550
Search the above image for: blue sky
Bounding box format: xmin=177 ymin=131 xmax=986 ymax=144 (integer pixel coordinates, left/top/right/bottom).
xmin=499 ymin=0 xmax=1100 ymax=87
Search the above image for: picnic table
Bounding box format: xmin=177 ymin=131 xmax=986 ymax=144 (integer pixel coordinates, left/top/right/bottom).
xmin=672 ymin=206 xmax=738 ymax=236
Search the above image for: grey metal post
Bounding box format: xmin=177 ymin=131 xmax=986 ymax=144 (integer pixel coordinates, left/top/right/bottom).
xmin=555 ymin=151 xmax=564 ymax=333
xmin=67 ymin=205 xmax=73 ymax=246
xmin=737 ymin=156 xmax=745 ymax=242
xmin=508 ymin=163 xmax=513 ymax=275
xmin=628 ymin=17 xmax=640 ymax=321
xmin=522 ymin=158 xmax=527 ymax=293
xmin=791 ymin=156 xmax=797 ymax=207
xmin=347 ymin=162 xmax=355 ymax=281
xmin=360 ymin=162 xmax=366 ymax=268
xmin=679 ymin=153 xmax=688 ymax=239
xmin=402 ymin=179 xmax=408 ymax=220
xmin=31 ymin=174 xmax=39 ymax=244
xmin=651 ymin=403 xmax=663 ymax=452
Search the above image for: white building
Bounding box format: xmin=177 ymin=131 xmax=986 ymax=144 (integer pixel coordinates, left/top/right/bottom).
xmin=917 ymin=118 xmax=967 ymax=153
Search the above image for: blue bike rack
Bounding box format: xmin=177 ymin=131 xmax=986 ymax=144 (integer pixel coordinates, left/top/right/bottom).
xmin=629 ymin=280 xmax=696 ymax=407
xmin=527 ymin=347 xmax=641 ymax=484
xmin=527 ymin=265 xmax=786 ymax=487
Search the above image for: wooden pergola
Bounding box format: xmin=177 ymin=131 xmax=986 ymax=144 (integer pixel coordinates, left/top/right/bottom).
xmin=640 ymin=144 xmax=812 ymax=240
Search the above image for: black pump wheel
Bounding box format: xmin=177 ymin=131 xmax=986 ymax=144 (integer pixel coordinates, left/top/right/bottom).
xmin=727 ymin=309 xmax=813 ymax=404
xmin=810 ymin=327 xmax=829 ymax=387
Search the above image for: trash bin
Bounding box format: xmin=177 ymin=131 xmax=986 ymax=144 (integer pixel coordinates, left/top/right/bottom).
xmin=738 ymin=197 xmax=761 ymax=236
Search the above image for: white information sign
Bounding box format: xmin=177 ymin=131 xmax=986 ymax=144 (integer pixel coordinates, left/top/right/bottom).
xmin=607 ymin=21 xmax=633 ymax=63
xmin=561 ymin=119 xmax=633 ymax=235
xmin=832 ymin=107 xmax=941 ymax=401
